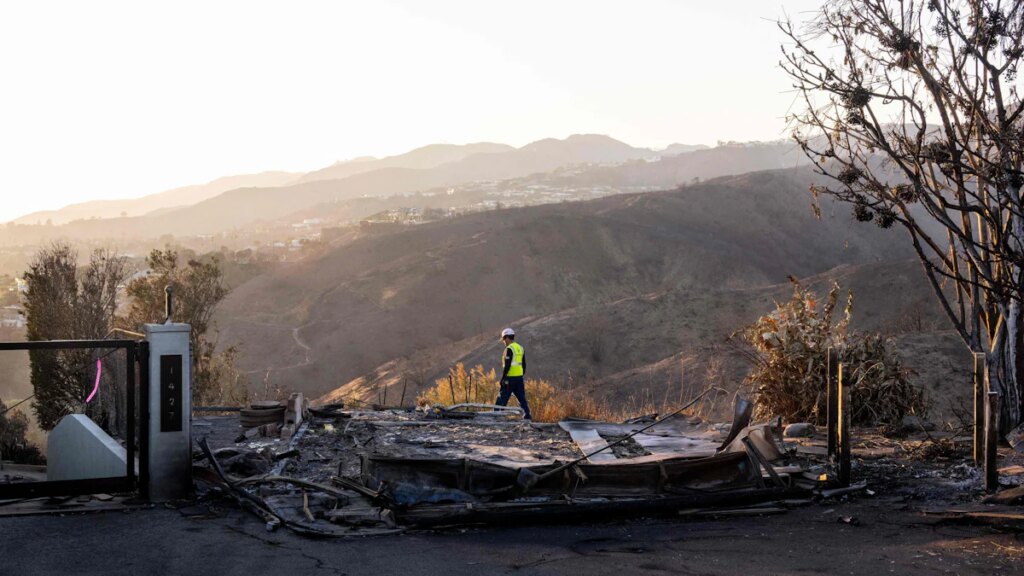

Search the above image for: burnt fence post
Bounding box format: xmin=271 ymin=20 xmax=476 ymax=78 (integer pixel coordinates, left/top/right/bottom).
xmin=827 ymin=347 xmax=839 ymax=465
xmin=973 ymin=352 xmax=985 ymax=465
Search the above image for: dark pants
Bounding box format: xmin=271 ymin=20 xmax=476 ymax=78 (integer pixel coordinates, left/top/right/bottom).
xmin=496 ymin=376 xmax=531 ymax=420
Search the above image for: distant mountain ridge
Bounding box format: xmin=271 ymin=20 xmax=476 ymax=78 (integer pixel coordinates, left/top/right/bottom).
xmin=660 ymin=143 xmax=710 ymax=156
xmin=1 ymin=136 xmax=807 ymax=243
xmin=140 ymin=136 xmax=800 ymax=237
xmin=10 ymin=171 xmax=301 ymax=225
xmin=297 ymin=142 xmax=515 ymax=184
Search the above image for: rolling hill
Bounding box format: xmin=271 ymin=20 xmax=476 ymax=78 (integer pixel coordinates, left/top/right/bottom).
xmin=215 ymin=166 xmax=940 ymax=406
xmin=316 ymin=258 xmax=966 ymax=419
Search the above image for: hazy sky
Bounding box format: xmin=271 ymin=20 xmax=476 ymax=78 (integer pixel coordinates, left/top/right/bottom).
xmin=0 ymin=0 xmax=823 ymax=222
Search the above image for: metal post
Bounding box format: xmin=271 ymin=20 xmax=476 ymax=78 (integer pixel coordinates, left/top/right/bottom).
xmin=164 ymin=286 xmax=174 ymax=324
xmin=838 ymin=362 xmax=851 ymax=487
xmin=139 ymin=342 xmax=150 ymax=500
xmin=985 ymin=389 xmax=1000 ymax=492
xmin=143 ymin=323 xmax=192 ymax=501
xmin=973 ymin=352 xmax=986 ymax=464
xmin=126 ymin=344 xmax=136 ymax=489
xmin=826 ymin=347 xmax=839 ymax=464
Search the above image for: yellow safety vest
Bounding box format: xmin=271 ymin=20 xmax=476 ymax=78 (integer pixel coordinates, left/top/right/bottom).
xmin=505 ymin=342 xmax=524 ymax=377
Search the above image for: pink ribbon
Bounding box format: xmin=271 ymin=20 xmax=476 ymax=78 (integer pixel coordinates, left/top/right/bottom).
xmin=86 ymin=358 xmax=101 ymax=403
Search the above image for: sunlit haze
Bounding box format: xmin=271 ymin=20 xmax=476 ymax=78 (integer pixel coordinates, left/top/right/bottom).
xmin=0 ymin=0 xmax=822 ymax=222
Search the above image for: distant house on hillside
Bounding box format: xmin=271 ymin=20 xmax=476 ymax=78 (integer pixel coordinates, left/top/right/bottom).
xmin=292 ymin=218 xmax=323 ymax=230
xmin=14 ymin=278 xmax=27 ymax=294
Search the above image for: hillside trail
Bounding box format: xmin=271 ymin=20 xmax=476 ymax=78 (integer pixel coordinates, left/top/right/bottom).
xmin=239 ymin=320 xmax=316 ymax=375
xmin=276 ymin=324 xmax=314 ymax=371
xmin=236 ymin=280 xmax=352 ymax=376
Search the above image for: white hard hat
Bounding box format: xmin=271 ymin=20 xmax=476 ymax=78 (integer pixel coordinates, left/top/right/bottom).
xmin=500 ymin=328 xmax=515 ymax=337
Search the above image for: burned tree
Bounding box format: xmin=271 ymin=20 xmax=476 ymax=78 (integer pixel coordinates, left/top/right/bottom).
xmin=781 ymin=1 xmax=1024 ymax=430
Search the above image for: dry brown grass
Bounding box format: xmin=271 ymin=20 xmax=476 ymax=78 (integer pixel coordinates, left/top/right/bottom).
xmin=418 ymin=362 xmax=724 ymax=423
xmin=417 ymin=363 xmax=609 ymax=422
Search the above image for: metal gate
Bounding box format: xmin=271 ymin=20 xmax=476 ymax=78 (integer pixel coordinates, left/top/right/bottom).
xmin=0 ymin=338 xmax=149 ymax=499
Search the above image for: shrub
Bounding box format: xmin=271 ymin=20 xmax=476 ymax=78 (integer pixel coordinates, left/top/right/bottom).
xmin=0 ymin=399 xmax=43 ymax=464
xmin=418 ymin=363 xmax=498 ymax=407
xmin=734 ymin=280 xmax=926 ymax=426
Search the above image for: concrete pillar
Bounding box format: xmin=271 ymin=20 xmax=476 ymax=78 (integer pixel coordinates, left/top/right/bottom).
xmin=144 ymin=323 xmax=192 ymax=501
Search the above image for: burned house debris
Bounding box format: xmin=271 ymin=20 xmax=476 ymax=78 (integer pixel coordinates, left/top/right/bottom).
xmin=193 ymin=395 xmax=850 ymax=537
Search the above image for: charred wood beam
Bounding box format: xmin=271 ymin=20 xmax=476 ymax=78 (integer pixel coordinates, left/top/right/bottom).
xmin=393 ymin=487 xmax=809 ymax=528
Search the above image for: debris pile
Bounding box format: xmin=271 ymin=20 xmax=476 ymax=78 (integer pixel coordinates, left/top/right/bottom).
xmin=193 ymin=397 xmax=854 ymax=537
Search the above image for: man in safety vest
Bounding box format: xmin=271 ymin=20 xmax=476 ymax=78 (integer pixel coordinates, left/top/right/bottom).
xmin=496 ymin=327 xmax=531 ymax=420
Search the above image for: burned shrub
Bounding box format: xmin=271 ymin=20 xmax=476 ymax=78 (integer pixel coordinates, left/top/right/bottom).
xmin=733 ymin=281 xmax=927 ymax=426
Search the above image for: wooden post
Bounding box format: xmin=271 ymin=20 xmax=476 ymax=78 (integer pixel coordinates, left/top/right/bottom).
xmin=973 ymin=352 xmax=986 ymax=464
xmin=826 ymin=347 xmax=839 ymax=464
xmin=985 ymin=389 xmax=1000 ymax=492
xmin=838 ymin=362 xmax=851 ymax=487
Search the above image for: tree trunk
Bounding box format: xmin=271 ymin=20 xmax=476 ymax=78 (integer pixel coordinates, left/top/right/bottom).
xmin=991 ymin=302 xmax=1024 ymax=433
